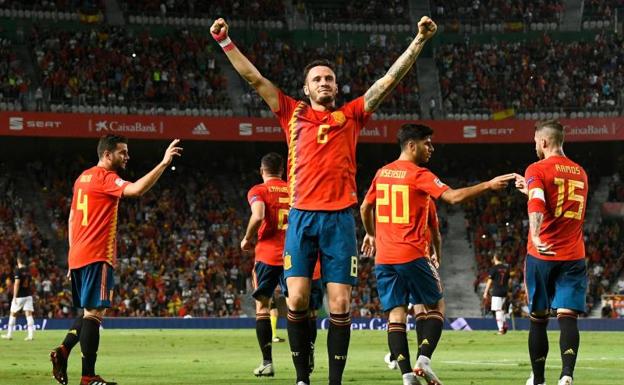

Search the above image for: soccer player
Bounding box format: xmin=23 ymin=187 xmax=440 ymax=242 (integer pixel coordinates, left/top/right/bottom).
xmin=515 ymin=120 xmax=588 ymax=385
xmin=385 ymin=202 xmax=441 ymax=370
xmin=211 ymin=15 xmax=438 ymax=385
xmin=360 ymin=123 xmax=516 ymax=385
xmin=241 ymin=152 xmax=289 ymax=378
xmin=482 ymin=252 xmax=511 ymax=335
xmin=50 ymin=135 xmax=182 ymax=385
xmin=1 ymin=256 xmax=35 ymax=341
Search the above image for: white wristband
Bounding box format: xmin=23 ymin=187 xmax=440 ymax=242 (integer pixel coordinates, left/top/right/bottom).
xmin=219 ymin=37 xmax=232 ymax=48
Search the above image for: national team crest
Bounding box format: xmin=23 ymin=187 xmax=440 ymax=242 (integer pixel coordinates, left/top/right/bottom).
xmin=331 ymin=111 xmax=346 ymax=125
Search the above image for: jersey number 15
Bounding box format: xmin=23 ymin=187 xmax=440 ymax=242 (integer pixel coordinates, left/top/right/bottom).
xmin=554 ymin=177 xmax=585 ymax=220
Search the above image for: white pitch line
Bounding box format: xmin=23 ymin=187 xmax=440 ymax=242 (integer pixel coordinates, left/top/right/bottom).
xmin=439 ymin=360 xmax=624 ymax=371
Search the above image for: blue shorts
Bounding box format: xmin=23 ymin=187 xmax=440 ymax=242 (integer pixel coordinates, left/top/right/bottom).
xmin=282 ymin=279 xmax=324 ymax=311
xmin=252 ymin=262 xmax=284 ymax=300
xmin=71 ymin=262 xmax=114 ymax=309
xmin=283 ymin=208 xmax=358 ymax=285
xmin=375 ymin=258 xmax=443 ymax=313
xmin=524 ymin=254 xmax=587 ymax=314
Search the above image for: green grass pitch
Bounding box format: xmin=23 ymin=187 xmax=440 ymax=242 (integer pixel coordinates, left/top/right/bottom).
xmin=1 ymin=329 xmax=623 ymax=384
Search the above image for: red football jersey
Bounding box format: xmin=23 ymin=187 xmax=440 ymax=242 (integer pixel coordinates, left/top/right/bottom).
xmin=525 ymin=155 xmax=588 ymax=261
xmin=364 ymin=160 xmax=449 ymax=264
xmin=68 ymin=166 xmax=130 ymax=269
xmin=247 ymin=178 xmax=290 ymax=266
xmin=273 ymin=91 xmax=372 ymax=211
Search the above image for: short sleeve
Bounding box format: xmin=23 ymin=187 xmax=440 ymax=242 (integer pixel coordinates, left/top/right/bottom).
xmin=247 ymin=185 xmax=265 ymax=206
xmin=488 ymin=267 xmax=496 ymax=280
xmin=101 ymin=172 xmax=130 ymax=197
xmin=525 ymin=164 xmax=546 ymax=213
xmin=416 ymin=169 xmax=450 ymax=199
xmin=342 ymin=96 xmax=373 ymax=132
xmin=14 ymin=269 xmax=20 ymax=280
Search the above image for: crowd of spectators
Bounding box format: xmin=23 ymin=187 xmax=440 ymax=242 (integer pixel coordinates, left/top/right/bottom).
xmin=583 ymin=0 xmax=624 ymax=22
xmin=241 ymin=32 xmax=421 ymax=117
xmin=430 ymin=0 xmax=563 ymax=26
xmin=0 ymin=166 xmax=69 ymax=319
xmin=0 ymin=0 xmax=103 ymax=12
xmin=436 ymin=33 xmax=623 ymax=115
xmin=304 ymin=0 xmax=409 ymax=24
xmin=0 ymin=38 xmax=30 ymax=110
xmin=121 ymin=0 xmax=286 ymax=21
xmin=29 ymin=26 xmax=230 ymax=114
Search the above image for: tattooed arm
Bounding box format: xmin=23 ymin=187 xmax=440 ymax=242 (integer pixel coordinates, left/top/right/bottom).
xmin=364 ymin=16 xmax=437 ymax=113
xmin=529 ymin=211 xmax=555 ymax=256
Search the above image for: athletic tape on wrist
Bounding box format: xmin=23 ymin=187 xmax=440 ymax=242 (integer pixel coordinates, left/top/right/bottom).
xmin=218 ymin=36 xmax=235 ymax=52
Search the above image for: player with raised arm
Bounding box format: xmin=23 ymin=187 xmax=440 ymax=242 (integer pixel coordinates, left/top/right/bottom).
xmin=240 ymin=152 xmax=289 ymax=378
xmin=1 ymin=256 xmax=36 ymax=341
xmin=50 ymin=135 xmax=182 ymax=385
xmin=360 ymin=124 xmax=516 ymax=385
xmin=211 ymin=15 xmax=438 ymax=385
xmin=482 ymin=252 xmax=511 ymax=335
xmin=515 ymin=120 xmax=588 ymax=385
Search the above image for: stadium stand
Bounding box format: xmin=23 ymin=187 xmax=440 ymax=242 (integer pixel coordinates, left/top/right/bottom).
xmin=0 ymin=165 xmax=69 ymax=319
xmin=430 ymin=0 xmax=564 ymax=32
xmin=303 ymin=0 xmax=410 ymax=24
xmin=121 ymin=0 xmax=286 ymax=22
xmin=436 ymin=34 xmax=624 ymax=117
xmin=0 ymin=38 xmax=27 ymax=111
xmin=29 ymin=26 xmax=231 ymax=115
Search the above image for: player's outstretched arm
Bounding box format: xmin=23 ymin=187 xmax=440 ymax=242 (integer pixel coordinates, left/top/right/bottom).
xmin=363 ymin=16 xmax=437 ymax=113
xmin=211 ymin=18 xmax=279 ymax=111
xmin=515 ymin=174 xmax=528 ymax=195
xmin=241 ymin=201 xmax=265 ymax=251
xmin=123 ymin=139 xmax=182 ymax=198
xmin=440 ymin=173 xmax=518 ymax=205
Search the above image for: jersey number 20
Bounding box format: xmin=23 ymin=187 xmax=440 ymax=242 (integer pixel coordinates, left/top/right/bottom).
xmin=376 ymin=184 xmax=409 ymax=224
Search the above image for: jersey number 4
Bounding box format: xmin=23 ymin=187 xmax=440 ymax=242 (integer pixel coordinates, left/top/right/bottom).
xmin=554 ymin=177 xmax=585 ymax=220
xmin=77 ymin=188 xmax=89 ymax=226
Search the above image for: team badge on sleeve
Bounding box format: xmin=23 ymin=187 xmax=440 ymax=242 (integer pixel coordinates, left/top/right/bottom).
xmin=114 ymin=178 xmax=126 ymax=187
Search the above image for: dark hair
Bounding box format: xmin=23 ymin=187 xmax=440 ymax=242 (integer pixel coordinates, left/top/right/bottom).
xmin=97 ymin=134 xmax=128 ymax=158
xmin=261 ymin=152 xmax=284 ymax=175
xmin=397 ymin=123 xmax=434 ymax=149
xmin=535 ymin=119 xmax=564 ymax=146
xmin=303 ymin=59 xmax=335 ymax=82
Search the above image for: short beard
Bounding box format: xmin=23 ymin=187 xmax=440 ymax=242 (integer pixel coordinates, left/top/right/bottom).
xmin=317 ymin=94 xmax=334 ymax=104
xmin=112 ymin=159 xmax=125 ymax=172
